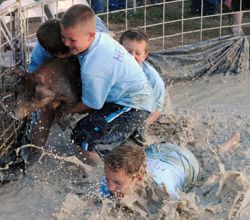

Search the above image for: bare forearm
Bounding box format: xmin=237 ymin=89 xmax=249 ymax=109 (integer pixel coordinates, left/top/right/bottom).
xmin=72 ymin=102 xmax=91 ymax=114
xmin=147 ymin=111 xmax=161 ymax=126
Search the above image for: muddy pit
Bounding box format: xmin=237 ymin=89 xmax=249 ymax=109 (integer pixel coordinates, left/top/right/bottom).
xmin=0 ymin=71 xmax=250 ymax=220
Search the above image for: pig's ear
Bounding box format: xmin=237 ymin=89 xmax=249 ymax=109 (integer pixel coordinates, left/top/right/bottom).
xmin=12 ymin=66 xmax=29 ymax=79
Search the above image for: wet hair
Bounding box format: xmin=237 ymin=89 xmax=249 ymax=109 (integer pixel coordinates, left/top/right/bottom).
xmin=60 ymin=4 xmax=95 ymax=29
xmin=36 ymin=18 xmax=69 ymax=55
xmin=104 ymin=144 xmax=146 ymax=177
xmin=119 ymin=29 xmax=149 ymax=52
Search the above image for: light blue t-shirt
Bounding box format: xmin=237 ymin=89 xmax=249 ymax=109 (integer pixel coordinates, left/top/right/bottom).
xmin=99 ymin=143 xmax=200 ymax=200
xmin=28 ymin=42 xmax=53 ymax=73
xmin=27 ymin=16 xmax=108 ymax=73
xmin=77 ymin=32 xmax=156 ymax=112
xmin=141 ymin=61 xmax=165 ymax=112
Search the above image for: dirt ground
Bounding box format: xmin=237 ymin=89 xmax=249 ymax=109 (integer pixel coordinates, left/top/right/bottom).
xmin=0 ymin=66 xmax=249 ymax=220
xmin=0 ymin=1 xmax=250 ymax=219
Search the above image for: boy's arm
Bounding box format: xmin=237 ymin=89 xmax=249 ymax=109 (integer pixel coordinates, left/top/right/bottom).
xmin=71 ymin=102 xmax=92 ymax=114
xmin=147 ymin=111 xmax=161 ymax=126
xmin=28 ymin=42 xmax=53 ymax=73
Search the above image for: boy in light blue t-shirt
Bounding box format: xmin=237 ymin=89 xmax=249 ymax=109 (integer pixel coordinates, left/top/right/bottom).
xmin=119 ymin=30 xmax=166 ymax=145
xmin=60 ymin=5 xmax=156 ymax=158
xmin=100 ymin=143 xmax=199 ymax=200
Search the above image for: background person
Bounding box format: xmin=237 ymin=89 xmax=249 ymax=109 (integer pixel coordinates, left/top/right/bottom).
xmin=119 ymin=30 xmax=166 ymax=145
xmin=91 ymin=0 xmax=104 ymax=13
xmin=224 ymin=0 xmax=250 ymax=34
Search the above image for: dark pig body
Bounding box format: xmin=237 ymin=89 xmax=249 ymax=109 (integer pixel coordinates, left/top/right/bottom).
xmin=15 ymin=57 xmax=81 ymax=125
xmin=0 ymin=58 xmax=81 ymax=181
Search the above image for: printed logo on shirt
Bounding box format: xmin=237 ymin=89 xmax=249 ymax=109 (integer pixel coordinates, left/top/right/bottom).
xmin=113 ymin=45 xmax=125 ymax=62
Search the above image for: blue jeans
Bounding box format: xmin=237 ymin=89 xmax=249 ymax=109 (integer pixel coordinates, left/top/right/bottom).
xmin=109 ymin=0 xmax=125 ymax=11
xmin=91 ymin=0 xmax=104 ymax=13
xmin=71 ymin=103 xmax=150 ymax=155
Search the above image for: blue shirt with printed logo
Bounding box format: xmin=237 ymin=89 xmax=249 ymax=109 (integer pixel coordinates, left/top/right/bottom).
xmin=77 ymin=32 xmax=156 ymax=112
xmin=99 ymin=143 xmax=200 ymax=200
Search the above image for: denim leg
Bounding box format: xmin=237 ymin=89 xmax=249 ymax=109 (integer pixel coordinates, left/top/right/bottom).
xmin=91 ymin=0 xmax=104 ymax=13
xmin=109 ymin=0 xmax=125 ymax=11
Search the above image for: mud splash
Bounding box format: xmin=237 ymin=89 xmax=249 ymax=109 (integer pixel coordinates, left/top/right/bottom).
xmin=0 ymin=72 xmax=250 ymax=219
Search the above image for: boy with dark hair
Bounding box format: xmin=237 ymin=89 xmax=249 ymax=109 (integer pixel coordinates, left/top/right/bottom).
xmin=28 ymin=18 xmax=68 ymax=73
xmin=60 ymin=5 xmax=156 ymax=157
xmin=119 ymin=29 xmax=166 ymax=145
xmin=119 ymin=29 xmax=149 ymax=54
xmin=28 ymin=15 xmax=108 ymax=73
xmin=100 ymin=143 xmax=200 ymax=200
xmin=36 ymin=18 xmax=70 ymax=57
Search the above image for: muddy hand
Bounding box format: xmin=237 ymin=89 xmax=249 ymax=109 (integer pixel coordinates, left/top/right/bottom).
xmin=218 ymin=131 xmax=241 ymax=154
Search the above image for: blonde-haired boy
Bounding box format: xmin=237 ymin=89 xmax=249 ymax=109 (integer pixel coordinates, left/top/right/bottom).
xmin=60 ymin=5 xmax=156 ymax=157
xmin=120 ymin=29 xmax=166 ymax=145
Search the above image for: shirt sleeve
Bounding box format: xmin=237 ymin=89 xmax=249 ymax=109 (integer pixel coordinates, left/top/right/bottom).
xmin=143 ymin=62 xmax=166 ymax=112
xmin=27 ymin=42 xmax=53 ymax=73
xmin=96 ymin=16 xmax=108 ymax=33
xmin=98 ymin=177 xmax=113 ymax=198
xmin=154 ymin=76 xmax=166 ymax=112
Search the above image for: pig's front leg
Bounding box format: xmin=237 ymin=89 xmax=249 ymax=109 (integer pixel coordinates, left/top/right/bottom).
xmin=31 ymin=105 xmax=56 ymax=147
xmin=15 ymin=96 xmax=54 ymax=119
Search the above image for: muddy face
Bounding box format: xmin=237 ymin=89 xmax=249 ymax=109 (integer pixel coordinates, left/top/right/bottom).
xmin=14 ymin=57 xmax=81 ymax=122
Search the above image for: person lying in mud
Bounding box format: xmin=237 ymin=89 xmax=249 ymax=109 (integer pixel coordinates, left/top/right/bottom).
xmin=119 ymin=30 xmax=166 ymax=145
xmin=99 ymin=143 xmax=200 ymax=202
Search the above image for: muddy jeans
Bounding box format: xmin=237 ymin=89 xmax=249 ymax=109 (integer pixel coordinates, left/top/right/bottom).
xmin=71 ymin=103 xmax=150 ymax=155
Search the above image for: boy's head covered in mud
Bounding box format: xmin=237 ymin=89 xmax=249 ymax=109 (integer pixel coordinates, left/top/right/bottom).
xmin=119 ymin=29 xmax=149 ymax=65
xmin=60 ymin=4 xmax=96 ymax=55
xmin=37 ymin=18 xmax=70 ymax=58
xmin=104 ymin=144 xmax=146 ymax=198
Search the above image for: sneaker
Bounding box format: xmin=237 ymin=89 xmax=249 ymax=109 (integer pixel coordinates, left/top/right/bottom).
xmin=231 ymin=26 xmax=245 ymax=35
xmin=131 ymin=131 xmax=146 ymax=146
xmin=131 ymin=124 xmax=148 ymax=146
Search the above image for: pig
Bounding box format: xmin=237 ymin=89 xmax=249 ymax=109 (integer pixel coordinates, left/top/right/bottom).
xmin=14 ymin=57 xmax=82 ymax=127
xmin=0 ymin=58 xmax=82 ymax=182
